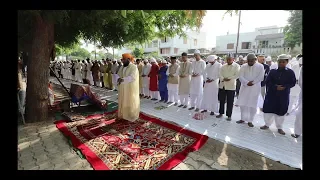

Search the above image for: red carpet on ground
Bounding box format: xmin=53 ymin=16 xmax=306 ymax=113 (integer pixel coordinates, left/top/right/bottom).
xmin=55 ymin=110 xmax=208 ymax=170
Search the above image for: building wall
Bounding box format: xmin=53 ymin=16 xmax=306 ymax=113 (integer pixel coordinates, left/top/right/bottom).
xmin=216 ymin=31 xmax=258 ymax=54
xmin=117 ymin=31 xmax=207 ymax=57
xmin=215 ymin=26 xmax=289 ymax=56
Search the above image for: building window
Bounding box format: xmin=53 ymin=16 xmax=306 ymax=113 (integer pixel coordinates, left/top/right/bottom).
xmin=259 ymin=41 xmax=268 ymax=48
xmin=161 ymin=37 xmax=170 ymax=43
xmin=227 ymin=43 xmax=234 ymax=49
xmin=174 ymin=48 xmax=179 ymax=54
xmin=160 ymin=48 xmax=170 ymax=54
xmin=183 ymin=38 xmax=187 ymax=44
xmin=152 ymin=40 xmax=158 ymax=48
xmin=241 ymin=42 xmax=251 ymax=49
xmin=194 ymin=39 xmax=197 ymax=46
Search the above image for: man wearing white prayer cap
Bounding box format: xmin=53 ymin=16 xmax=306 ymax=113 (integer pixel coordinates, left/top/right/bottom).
xmin=141 ymin=58 xmax=152 ymax=98
xmin=291 ymin=63 xmax=302 ymax=138
xmin=235 ymin=53 xmax=264 ymax=127
xmin=149 ymin=58 xmax=160 ymax=100
xmin=265 ymin=56 xmax=273 ymax=67
xmin=189 ymin=49 xmax=206 ymax=111
xmin=111 ymin=59 xmax=119 ymax=89
xmin=200 ymin=55 xmax=221 ymax=115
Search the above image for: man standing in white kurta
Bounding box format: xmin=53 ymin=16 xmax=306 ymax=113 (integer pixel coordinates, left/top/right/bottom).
xmin=75 ymin=60 xmax=82 ymax=82
xmin=292 ymin=61 xmax=302 ymax=138
xmin=178 ymin=52 xmax=192 ymax=108
xmin=189 ymin=50 xmax=206 ymax=112
xmin=236 ymin=53 xmax=265 ymax=127
xmin=111 ymin=59 xmax=119 ymax=89
xmin=142 ymin=59 xmax=152 ymax=99
xmin=167 ymin=56 xmax=180 ymax=106
xmin=201 ymin=55 xmax=222 ymax=115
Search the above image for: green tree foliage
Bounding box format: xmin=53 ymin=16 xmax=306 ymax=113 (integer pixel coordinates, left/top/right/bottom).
xmin=18 ymin=10 xmax=236 ymax=123
xmin=70 ymin=47 xmax=91 ymax=59
xmin=284 ymin=10 xmax=302 ymax=48
xmin=132 ymin=48 xmax=144 ymax=58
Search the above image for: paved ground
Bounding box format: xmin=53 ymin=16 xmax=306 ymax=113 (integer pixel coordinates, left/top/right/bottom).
xmin=17 ymin=82 xmax=296 ymax=170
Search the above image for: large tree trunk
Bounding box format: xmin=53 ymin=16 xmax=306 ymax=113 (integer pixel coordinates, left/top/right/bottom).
xmin=25 ymin=14 xmax=54 ymax=123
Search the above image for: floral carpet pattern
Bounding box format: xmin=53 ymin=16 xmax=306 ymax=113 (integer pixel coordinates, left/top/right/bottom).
xmin=55 ymin=111 xmax=208 ymax=170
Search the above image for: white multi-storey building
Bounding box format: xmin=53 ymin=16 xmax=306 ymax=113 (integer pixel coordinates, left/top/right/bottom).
xmin=215 ymin=26 xmax=300 ymax=56
xmin=117 ymin=31 xmax=207 ymax=57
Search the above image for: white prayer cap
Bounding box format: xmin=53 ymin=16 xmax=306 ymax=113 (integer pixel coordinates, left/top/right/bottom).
xmin=162 ymin=60 xmax=167 ymax=64
xmin=239 ymin=55 xmax=243 ymax=58
xmin=299 ymin=57 xmax=303 ymax=64
xmin=112 ymin=59 xmax=117 ymax=62
xmin=194 ymin=49 xmax=200 ymax=54
xmin=206 ymin=55 xmax=216 ymax=62
xmin=277 ymin=54 xmax=289 ymax=60
xmin=144 ymin=59 xmax=148 ymax=62
xmin=266 ymin=56 xmax=272 ymax=61
xmin=291 ymin=57 xmax=297 ymax=61
xmin=150 ymin=58 xmax=156 ymax=63
xmin=247 ymin=53 xmax=256 ymax=60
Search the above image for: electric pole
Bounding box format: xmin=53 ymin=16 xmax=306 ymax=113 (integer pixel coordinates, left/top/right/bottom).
xmin=235 ymin=10 xmax=242 ymax=58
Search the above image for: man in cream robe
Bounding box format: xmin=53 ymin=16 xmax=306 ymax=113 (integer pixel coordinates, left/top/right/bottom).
xmin=178 ymin=52 xmax=192 ymax=108
xmin=111 ymin=59 xmax=119 ymax=89
xmin=292 ymin=65 xmax=302 ymax=138
xmin=136 ymin=59 xmax=144 ymax=96
xmin=142 ymin=59 xmax=151 ymax=98
xmin=189 ymin=49 xmax=206 ymax=112
xmin=86 ymin=59 xmax=94 ymax=85
xmin=235 ymin=53 xmax=265 ymax=127
xmin=201 ymin=55 xmax=222 ymax=115
xmin=75 ymin=60 xmax=82 ymax=82
xmin=167 ymin=56 xmax=180 ymax=106
xmin=117 ymin=53 xmax=140 ymax=122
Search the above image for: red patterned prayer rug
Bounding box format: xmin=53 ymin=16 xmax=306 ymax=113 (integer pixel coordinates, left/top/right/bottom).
xmin=55 ymin=111 xmax=208 ymax=170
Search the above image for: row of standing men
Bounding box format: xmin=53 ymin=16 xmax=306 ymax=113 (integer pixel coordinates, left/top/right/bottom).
xmin=136 ymin=51 xmax=302 ymax=138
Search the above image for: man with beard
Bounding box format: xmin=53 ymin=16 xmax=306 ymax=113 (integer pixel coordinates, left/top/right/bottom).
xmin=141 ymin=59 xmax=152 ymax=98
xmin=201 ymin=55 xmax=221 ymax=115
xmin=235 ymin=53 xmax=264 ymax=127
xmin=111 ymin=59 xmax=119 ymax=90
xmin=117 ymin=53 xmax=140 ymax=122
xmin=189 ymin=50 xmax=206 ymax=112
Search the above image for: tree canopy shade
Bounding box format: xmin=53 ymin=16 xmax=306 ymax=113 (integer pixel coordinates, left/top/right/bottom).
xmin=17 ymin=10 xmax=209 ymax=123
xmin=132 ymin=48 xmax=144 ymax=58
xmin=284 ymin=10 xmax=302 ymax=49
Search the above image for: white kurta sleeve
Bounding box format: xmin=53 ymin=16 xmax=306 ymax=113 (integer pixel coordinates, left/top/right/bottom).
xmin=166 ymin=66 xmax=170 ymax=76
xmin=123 ymin=76 xmax=135 ymax=84
xmin=213 ymin=64 xmax=222 ymax=80
xmin=298 ymin=67 xmax=302 ymax=88
xmin=252 ymin=66 xmax=265 ymax=85
xmin=239 ymin=66 xmax=250 ymax=85
xmin=201 ymin=61 xmax=206 ymax=76
xmin=203 ymin=66 xmax=208 ymax=80
xmin=188 ymin=63 xmax=193 ymax=75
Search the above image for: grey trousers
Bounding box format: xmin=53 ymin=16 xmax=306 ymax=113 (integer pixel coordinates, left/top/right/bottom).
xmin=18 ymin=90 xmax=26 ymax=114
